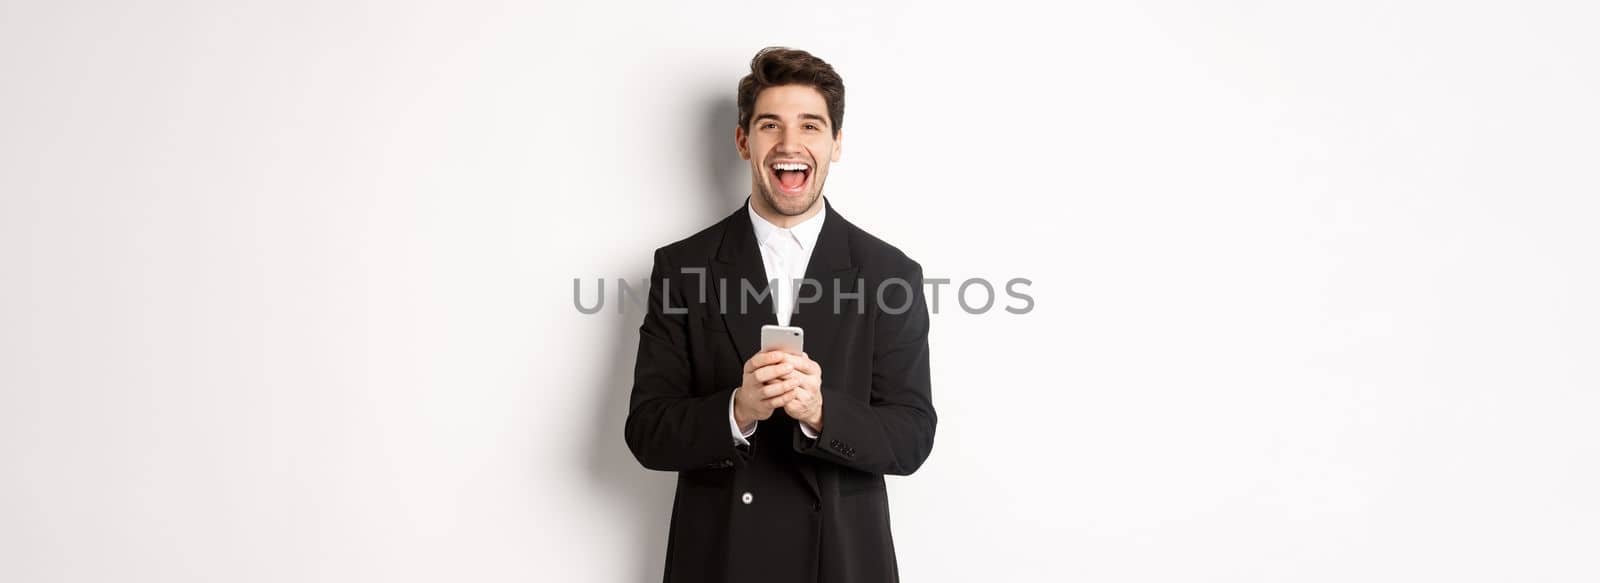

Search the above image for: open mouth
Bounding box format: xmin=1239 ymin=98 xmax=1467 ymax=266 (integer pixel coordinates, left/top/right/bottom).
xmin=768 ymin=161 xmax=812 ymax=196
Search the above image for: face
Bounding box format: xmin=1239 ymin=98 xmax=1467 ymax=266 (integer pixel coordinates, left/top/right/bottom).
xmin=736 ymin=84 xmax=842 ymax=218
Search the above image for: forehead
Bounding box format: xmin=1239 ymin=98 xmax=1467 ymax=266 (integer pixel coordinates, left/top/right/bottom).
xmin=753 ymin=84 xmax=829 ymax=118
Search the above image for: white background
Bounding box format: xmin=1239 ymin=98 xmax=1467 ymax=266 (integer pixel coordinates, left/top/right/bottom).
xmin=3 ymin=1 xmax=1597 ymax=581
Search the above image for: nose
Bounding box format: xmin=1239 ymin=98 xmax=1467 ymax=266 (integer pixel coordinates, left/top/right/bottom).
xmin=777 ymin=127 xmax=804 ymax=153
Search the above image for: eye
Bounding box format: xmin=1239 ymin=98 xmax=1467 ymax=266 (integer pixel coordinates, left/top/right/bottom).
xmin=762 ymin=122 xmax=778 ymax=130
xmin=804 ymin=124 xmax=819 ymax=131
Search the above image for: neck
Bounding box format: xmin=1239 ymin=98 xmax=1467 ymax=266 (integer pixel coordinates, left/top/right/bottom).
xmin=751 ymin=194 xmax=823 ymax=228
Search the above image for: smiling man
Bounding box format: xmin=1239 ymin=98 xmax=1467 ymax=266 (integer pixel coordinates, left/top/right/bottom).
xmin=625 ymin=47 xmax=938 ymax=583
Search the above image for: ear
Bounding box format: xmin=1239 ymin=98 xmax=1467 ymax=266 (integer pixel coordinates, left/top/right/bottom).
xmin=830 ymin=131 xmax=843 ymax=163
xmin=735 ymin=125 xmax=750 ymax=160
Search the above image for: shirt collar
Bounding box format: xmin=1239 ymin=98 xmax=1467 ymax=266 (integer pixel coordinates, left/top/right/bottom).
xmin=748 ymin=197 xmax=826 ymax=252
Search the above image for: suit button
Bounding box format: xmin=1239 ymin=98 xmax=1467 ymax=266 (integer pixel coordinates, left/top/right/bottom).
xmin=812 ymin=502 xmax=822 ymax=512
xmin=741 ymin=492 xmax=753 ymax=505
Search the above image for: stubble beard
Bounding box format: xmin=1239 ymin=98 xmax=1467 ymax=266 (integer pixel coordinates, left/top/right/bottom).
xmin=755 ymin=172 xmax=824 ymax=217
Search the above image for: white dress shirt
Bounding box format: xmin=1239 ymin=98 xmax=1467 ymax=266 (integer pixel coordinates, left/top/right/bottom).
xmin=730 ymin=199 xmax=826 ymax=445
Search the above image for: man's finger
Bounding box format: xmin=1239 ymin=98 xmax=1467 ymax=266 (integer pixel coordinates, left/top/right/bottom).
xmin=744 ymin=350 xmax=786 ymax=373
xmin=742 ymin=350 xmax=781 ymax=373
xmin=761 ymin=380 xmax=795 ymax=399
xmin=785 ymin=353 xmax=819 ymax=375
xmin=753 ymin=362 xmax=794 ymax=383
xmin=764 ymin=390 xmax=795 ymax=407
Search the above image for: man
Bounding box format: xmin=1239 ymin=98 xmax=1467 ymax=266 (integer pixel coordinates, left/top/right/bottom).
xmin=625 ymin=47 xmax=936 ymax=583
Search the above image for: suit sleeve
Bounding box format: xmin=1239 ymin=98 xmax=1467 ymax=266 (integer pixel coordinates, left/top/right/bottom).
xmin=795 ymin=264 xmax=937 ymax=476
xmin=624 ymin=249 xmax=748 ymax=472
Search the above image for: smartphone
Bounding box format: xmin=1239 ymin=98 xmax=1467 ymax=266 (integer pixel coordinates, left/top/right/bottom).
xmin=760 ymin=325 xmax=804 ymax=355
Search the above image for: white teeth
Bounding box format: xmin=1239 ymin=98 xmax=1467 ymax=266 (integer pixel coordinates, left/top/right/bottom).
xmin=771 ymin=163 xmax=809 ymax=171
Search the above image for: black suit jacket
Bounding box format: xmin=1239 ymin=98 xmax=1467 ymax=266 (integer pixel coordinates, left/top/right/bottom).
xmin=625 ymin=198 xmax=937 ymax=583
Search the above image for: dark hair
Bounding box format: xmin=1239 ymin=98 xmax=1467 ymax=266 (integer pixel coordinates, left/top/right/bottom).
xmin=737 ymin=47 xmax=845 ymax=138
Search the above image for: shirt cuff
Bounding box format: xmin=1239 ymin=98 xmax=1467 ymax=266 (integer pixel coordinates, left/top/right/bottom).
xmin=799 ymin=420 xmax=819 ymax=440
xmin=729 ymin=388 xmax=757 ymax=446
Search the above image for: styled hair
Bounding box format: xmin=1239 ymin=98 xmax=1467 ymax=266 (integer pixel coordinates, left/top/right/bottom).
xmin=736 ymin=47 xmax=845 ymax=138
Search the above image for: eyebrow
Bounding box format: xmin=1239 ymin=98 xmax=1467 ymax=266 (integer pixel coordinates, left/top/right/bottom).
xmin=753 ymin=112 xmax=830 ymax=127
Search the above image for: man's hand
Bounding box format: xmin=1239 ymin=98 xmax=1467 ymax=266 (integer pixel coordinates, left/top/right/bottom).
xmin=733 ymin=350 xmax=824 ymax=433
xmin=778 ymin=352 xmax=823 ymax=433
xmin=734 ymin=351 xmax=798 ymax=431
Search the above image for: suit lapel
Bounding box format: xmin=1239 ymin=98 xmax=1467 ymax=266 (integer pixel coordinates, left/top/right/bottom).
xmin=711 ymin=198 xmax=856 ymax=502
xmin=711 ymin=202 xmax=776 ymax=357
xmin=787 ymin=199 xmax=858 ymax=370
xmin=782 ymin=200 xmax=857 ymax=502
xmin=712 ymin=198 xmax=859 ymax=355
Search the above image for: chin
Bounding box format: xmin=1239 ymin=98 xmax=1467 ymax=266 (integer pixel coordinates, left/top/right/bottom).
xmin=767 ymin=190 xmax=819 ymax=216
